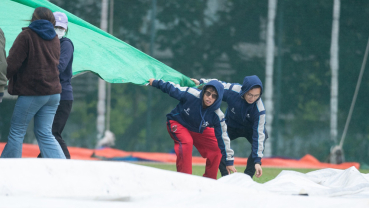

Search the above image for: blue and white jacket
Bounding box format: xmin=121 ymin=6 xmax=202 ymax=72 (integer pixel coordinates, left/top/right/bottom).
xmin=200 ymin=75 xmax=266 ymax=164
xmin=152 ymin=79 xmax=234 ymax=166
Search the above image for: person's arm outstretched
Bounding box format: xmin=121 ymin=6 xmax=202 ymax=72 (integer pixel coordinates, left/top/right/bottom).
xmin=191 ymin=78 xmax=219 ymax=86
xmin=149 ymin=78 xmax=192 ymax=102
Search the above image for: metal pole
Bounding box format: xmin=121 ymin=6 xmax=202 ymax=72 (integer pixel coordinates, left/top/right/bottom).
xmin=330 ymin=0 xmax=340 ymax=144
xmin=97 ymin=0 xmax=108 ymax=141
xmin=339 ymin=37 xmax=369 ymax=148
xmin=264 ymin=0 xmax=277 ymax=157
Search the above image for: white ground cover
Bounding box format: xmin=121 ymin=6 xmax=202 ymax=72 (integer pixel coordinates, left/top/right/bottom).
xmin=0 ymin=159 xmax=368 ymax=208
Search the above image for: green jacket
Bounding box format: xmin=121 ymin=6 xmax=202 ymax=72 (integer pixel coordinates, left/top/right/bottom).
xmin=0 ymin=28 xmax=7 ymax=93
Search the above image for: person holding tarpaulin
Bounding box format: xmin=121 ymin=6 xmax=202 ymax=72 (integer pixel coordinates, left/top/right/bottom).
xmin=36 ymin=11 xmax=74 ymax=159
xmin=0 ymin=28 xmax=7 ymax=103
xmin=191 ymin=75 xmax=268 ymax=178
xmin=1 ymin=7 xmax=65 ymax=159
xmin=148 ymin=78 xmax=237 ymax=179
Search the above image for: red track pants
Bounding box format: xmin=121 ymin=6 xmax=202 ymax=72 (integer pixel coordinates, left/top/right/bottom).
xmin=166 ymin=120 xmax=222 ymax=179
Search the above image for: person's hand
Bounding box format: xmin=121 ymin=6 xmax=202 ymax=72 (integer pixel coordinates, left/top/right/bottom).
xmin=190 ymin=78 xmax=200 ymax=86
xmin=226 ymin=165 xmax=237 ymax=174
xmin=255 ymin=163 xmax=262 ymax=178
xmin=0 ymin=92 xmax=3 ymax=103
xmin=148 ymin=78 xmax=155 ymax=86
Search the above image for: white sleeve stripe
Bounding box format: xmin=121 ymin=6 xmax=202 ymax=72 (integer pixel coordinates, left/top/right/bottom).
xmin=200 ymin=78 xmax=218 ymax=84
xmin=164 ymin=80 xmax=200 ymax=98
xmin=200 ymin=78 xmax=231 ymax=90
xmin=214 ymin=109 xmax=234 ymax=161
xmin=257 ymin=114 xmax=266 ymax=157
xmin=232 ymin=85 xmax=242 ymax=93
xmin=167 ymin=81 xmax=187 ymax=92
xmin=187 ymin=88 xmax=200 ymax=98
xmin=224 ymin=83 xmax=232 ymax=90
xmin=256 ymin=98 xmax=265 ymax=112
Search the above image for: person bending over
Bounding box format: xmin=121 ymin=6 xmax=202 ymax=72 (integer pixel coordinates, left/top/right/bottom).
xmin=192 ymin=75 xmax=267 ymax=178
xmin=148 ymin=78 xmax=237 ymax=179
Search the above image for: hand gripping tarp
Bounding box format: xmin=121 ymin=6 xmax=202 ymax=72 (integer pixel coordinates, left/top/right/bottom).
xmin=0 ymin=0 xmax=195 ymax=86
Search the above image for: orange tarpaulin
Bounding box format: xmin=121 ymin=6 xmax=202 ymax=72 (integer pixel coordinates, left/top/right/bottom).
xmin=0 ymin=143 xmax=98 ymax=160
xmin=234 ymin=154 xmax=359 ymax=169
xmin=0 ymin=143 xmax=360 ymax=169
xmin=94 ymin=147 xmax=131 ymax=158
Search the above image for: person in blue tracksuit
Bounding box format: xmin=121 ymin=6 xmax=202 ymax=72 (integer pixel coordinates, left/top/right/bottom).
xmin=192 ymin=75 xmax=268 ymax=178
xmin=37 ymin=12 xmax=74 ymax=159
xmin=148 ymin=78 xmax=237 ymax=179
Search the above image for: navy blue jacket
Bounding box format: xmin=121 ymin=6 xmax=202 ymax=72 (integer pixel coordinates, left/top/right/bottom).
xmin=200 ymin=75 xmax=266 ymax=164
xmin=152 ymin=79 xmax=234 ymax=166
xmin=58 ymin=37 xmax=74 ymax=100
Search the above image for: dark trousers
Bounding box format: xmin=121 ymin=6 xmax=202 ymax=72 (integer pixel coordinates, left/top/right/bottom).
xmin=219 ymin=127 xmax=268 ymax=178
xmin=38 ymin=100 xmax=72 ymax=159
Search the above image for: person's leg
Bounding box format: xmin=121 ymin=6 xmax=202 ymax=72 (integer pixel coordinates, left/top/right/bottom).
xmin=244 ymin=130 xmax=256 ymax=177
xmin=244 ymin=153 xmax=256 ymax=178
xmin=244 ymin=128 xmax=269 ymax=177
xmin=1 ymin=96 xmax=41 ymax=158
xmin=37 ymin=100 xmax=72 ymax=159
xmin=218 ymin=127 xmax=239 ymax=177
xmin=34 ymin=94 xmax=65 ymax=159
xmin=191 ymin=127 xmax=222 ymax=179
xmin=166 ymin=120 xmax=193 ymax=174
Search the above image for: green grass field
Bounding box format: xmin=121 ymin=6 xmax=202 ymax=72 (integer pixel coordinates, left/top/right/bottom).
xmin=137 ymin=163 xmax=369 ymax=183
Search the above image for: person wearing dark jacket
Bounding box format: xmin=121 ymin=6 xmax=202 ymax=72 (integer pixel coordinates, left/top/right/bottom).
xmin=148 ymin=78 xmax=237 ymax=179
xmin=37 ymin=12 xmax=74 ymax=159
xmin=192 ymin=75 xmax=267 ymax=178
xmin=1 ymin=7 xmax=65 ymax=159
xmin=0 ymin=28 xmax=7 ymax=103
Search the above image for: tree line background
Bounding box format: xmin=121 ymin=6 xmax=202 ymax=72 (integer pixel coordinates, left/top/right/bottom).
xmin=0 ymin=0 xmax=368 ymax=167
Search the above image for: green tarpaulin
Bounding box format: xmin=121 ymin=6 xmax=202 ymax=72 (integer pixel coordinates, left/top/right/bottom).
xmin=0 ymin=0 xmax=195 ymax=86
